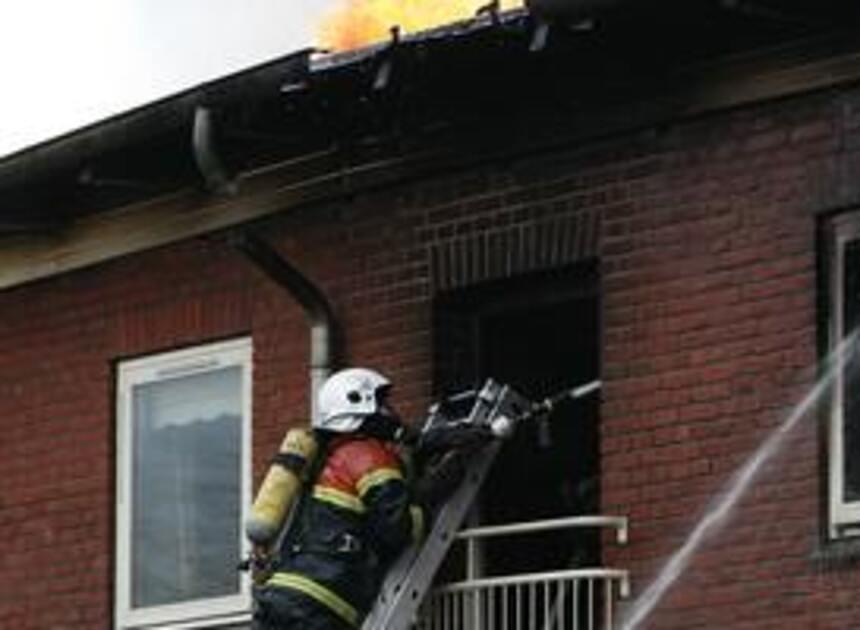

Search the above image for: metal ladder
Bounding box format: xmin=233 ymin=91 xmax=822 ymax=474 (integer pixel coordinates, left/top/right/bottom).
xmin=363 ymin=378 xmax=601 ymax=630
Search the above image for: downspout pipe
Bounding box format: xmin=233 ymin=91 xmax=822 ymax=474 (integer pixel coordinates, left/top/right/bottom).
xmin=232 ymin=233 xmax=338 ymax=423
xmin=192 ymin=106 xmax=238 ymax=195
xmin=196 ymin=95 xmax=337 ymax=423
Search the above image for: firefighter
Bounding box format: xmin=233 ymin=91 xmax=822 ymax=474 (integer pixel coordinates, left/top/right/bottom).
xmin=251 ymin=367 xmax=472 ymax=630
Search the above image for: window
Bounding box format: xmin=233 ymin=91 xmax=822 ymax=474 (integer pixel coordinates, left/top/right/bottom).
xmin=115 ymin=338 xmax=253 ymax=628
xmin=828 ymin=215 xmax=860 ymax=539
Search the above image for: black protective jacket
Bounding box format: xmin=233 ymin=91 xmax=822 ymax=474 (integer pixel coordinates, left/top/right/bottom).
xmin=264 ymin=435 xmax=424 ymax=628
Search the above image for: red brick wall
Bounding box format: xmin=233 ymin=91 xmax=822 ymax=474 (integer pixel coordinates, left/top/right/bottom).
xmin=602 ymin=93 xmax=860 ymax=628
xmin=2 ymin=86 xmax=860 ymax=628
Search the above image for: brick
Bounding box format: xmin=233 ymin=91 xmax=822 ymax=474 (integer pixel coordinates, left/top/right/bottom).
xmin=5 ymin=81 xmax=860 ymax=630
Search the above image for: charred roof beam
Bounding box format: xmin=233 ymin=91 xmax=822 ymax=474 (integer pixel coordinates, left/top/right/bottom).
xmin=476 ymin=1 xmax=503 ymax=26
xmin=372 ymin=26 xmax=402 ymax=92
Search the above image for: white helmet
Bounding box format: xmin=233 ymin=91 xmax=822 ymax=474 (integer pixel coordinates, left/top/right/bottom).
xmin=315 ymin=367 xmax=392 ymax=432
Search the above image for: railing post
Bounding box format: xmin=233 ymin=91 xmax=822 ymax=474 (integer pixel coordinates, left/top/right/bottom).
xmin=465 ymin=508 xmax=483 ymax=630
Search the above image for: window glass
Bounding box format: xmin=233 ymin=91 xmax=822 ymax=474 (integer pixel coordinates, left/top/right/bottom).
xmin=131 ymin=366 xmax=242 ymax=608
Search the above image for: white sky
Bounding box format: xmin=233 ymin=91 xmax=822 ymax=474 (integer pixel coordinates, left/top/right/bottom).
xmin=0 ymin=1 xmax=337 ymax=159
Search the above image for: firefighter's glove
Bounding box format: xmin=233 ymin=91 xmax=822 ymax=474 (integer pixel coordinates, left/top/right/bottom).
xmin=417 ymin=422 xmax=494 ymax=457
xmin=413 ymin=450 xmax=467 ymax=514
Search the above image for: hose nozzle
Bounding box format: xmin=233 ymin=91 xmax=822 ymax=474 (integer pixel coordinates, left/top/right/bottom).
xmin=520 ymin=380 xmax=602 ymax=422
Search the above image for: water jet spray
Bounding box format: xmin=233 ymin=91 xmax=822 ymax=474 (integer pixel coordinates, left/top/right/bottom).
xmin=620 ymin=331 xmax=859 ymax=630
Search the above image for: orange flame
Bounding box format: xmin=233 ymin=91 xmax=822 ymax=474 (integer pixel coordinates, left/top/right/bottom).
xmin=318 ymin=0 xmax=524 ymax=52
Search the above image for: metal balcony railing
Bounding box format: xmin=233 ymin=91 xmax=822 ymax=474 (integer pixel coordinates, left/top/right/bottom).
xmin=414 ymin=515 xmax=630 ymax=630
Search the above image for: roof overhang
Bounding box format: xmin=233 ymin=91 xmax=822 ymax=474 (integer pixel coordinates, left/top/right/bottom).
xmin=0 ymin=0 xmax=858 ymax=287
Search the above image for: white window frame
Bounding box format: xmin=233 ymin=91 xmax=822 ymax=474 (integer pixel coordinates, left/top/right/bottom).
xmin=828 ymin=214 xmax=860 ymax=538
xmin=115 ymin=338 xmax=253 ymax=629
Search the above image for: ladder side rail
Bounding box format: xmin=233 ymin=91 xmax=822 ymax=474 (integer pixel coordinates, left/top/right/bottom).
xmin=363 ymin=381 xmax=530 ymax=630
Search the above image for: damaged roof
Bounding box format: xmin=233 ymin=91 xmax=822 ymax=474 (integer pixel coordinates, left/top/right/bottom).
xmin=0 ymin=0 xmax=857 ymax=233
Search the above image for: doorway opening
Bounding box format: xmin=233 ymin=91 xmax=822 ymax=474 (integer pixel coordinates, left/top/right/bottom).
xmin=433 ymin=262 xmax=601 ymax=577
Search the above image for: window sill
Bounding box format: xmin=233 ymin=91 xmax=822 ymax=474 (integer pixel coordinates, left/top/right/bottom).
xmin=121 ymin=615 xmax=251 ymax=630
xmin=811 ymin=533 xmax=860 ymax=570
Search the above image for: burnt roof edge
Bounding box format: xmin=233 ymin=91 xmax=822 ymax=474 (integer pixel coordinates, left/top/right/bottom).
xmin=0 ymin=8 xmax=537 ymax=191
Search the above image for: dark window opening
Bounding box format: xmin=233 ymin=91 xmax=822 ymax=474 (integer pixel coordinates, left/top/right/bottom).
xmin=842 ymin=239 xmax=860 ymax=504
xmin=433 ymin=263 xmax=601 ymax=580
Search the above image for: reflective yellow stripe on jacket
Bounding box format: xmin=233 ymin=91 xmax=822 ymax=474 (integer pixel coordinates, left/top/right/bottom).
xmin=356 ymin=466 xmax=404 ymax=497
xmin=409 ymin=504 xmax=425 ymax=542
xmin=267 ymin=572 xmax=359 ymax=627
xmin=313 ymin=486 xmax=366 ymax=513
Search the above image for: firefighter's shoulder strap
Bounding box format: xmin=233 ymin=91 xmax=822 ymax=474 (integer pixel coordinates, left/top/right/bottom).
xmin=277 ymin=431 xmax=332 ymax=555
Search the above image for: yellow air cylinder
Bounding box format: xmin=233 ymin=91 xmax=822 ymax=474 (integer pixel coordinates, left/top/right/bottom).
xmin=245 ymin=427 xmax=319 ymax=546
